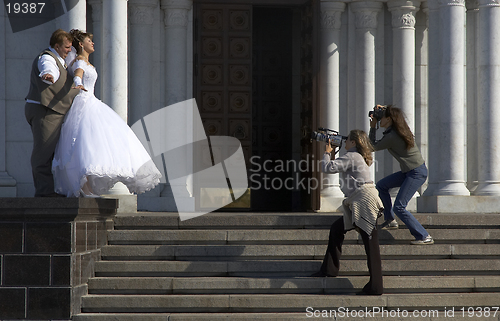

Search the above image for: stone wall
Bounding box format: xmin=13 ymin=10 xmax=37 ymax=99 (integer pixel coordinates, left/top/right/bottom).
xmin=0 ymin=198 xmax=117 ymax=320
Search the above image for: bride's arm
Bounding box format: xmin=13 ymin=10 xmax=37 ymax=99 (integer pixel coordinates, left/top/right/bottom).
xmin=72 ymin=68 xmax=87 ymax=91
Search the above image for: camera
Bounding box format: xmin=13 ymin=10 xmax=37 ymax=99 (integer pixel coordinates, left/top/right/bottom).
xmin=369 ymin=105 xmax=387 ymax=121
xmin=310 ymin=128 xmax=348 ymax=147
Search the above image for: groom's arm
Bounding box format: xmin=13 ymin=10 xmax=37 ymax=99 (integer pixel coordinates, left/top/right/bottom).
xmin=38 ymin=54 xmax=60 ymax=84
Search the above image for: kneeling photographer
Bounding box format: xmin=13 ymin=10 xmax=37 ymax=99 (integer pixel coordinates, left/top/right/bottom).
xmin=310 ymin=129 xmax=384 ymax=296
xmin=369 ymin=104 xmax=433 ymax=245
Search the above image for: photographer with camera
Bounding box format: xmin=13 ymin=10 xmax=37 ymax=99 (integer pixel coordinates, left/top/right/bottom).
xmin=369 ymin=105 xmax=433 ymax=245
xmin=311 ymin=129 xmax=384 ymax=296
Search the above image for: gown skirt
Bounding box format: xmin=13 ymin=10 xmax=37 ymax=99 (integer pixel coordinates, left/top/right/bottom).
xmin=52 ymin=88 xmax=161 ymax=197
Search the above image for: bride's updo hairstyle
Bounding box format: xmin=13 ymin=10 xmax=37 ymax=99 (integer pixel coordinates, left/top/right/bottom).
xmin=69 ymin=29 xmax=93 ymax=55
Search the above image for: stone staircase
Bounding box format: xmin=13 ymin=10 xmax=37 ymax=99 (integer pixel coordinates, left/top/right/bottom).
xmin=73 ymin=212 xmax=500 ymax=321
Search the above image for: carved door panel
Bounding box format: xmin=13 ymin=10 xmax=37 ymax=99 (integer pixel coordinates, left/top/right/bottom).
xmin=299 ymin=0 xmax=320 ymax=210
xmin=195 ymin=4 xmax=253 ymax=208
xmin=195 ymin=4 xmax=252 ymax=156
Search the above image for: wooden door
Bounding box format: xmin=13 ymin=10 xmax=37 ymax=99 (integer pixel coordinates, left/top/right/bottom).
xmin=299 ymin=0 xmax=320 ymax=211
xmin=194 ymin=4 xmax=253 ymax=209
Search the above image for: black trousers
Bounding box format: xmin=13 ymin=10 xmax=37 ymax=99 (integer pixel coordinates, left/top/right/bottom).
xmin=319 ymin=216 xmax=383 ymax=294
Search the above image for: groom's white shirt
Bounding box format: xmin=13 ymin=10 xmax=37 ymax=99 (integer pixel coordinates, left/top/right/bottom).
xmin=26 ymin=47 xmax=66 ymax=105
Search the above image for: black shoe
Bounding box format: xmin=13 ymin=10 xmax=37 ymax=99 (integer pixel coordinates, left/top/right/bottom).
xmin=357 ymin=282 xmax=383 ymax=295
xmin=309 ymin=271 xmax=335 ymax=277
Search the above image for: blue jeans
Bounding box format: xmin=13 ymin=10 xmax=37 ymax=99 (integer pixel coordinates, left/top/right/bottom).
xmin=376 ymin=163 xmax=429 ymax=240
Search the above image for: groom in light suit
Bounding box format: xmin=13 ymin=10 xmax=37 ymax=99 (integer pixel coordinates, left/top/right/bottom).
xmin=25 ymin=29 xmax=79 ymax=197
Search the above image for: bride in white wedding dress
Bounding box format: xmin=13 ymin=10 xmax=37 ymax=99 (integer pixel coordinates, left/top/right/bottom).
xmin=52 ymin=29 xmax=161 ymax=197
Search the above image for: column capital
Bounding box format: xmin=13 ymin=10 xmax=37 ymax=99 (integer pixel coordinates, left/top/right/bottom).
xmin=161 ymin=0 xmax=192 ymax=10
xmin=320 ymin=1 xmax=345 ymax=29
xmin=438 ymin=0 xmax=466 ymax=7
xmin=478 ymin=0 xmax=500 ymax=7
xmin=161 ymin=0 xmax=192 ymax=28
xmin=88 ymin=0 xmax=102 ymax=23
xmin=388 ymin=0 xmax=421 ymax=29
xmin=351 ymin=1 xmax=383 ymax=30
xmin=129 ymin=0 xmax=158 ymax=25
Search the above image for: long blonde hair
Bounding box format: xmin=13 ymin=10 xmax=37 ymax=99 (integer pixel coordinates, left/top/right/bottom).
xmin=349 ymin=129 xmax=374 ymax=166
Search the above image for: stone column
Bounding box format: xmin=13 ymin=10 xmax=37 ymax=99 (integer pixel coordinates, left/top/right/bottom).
xmin=56 ymin=0 xmax=87 ymax=31
xmin=466 ymin=0 xmax=479 ymax=193
xmin=474 ymin=0 xmax=500 ymax=195
xmin=351 ymin=2 xmax=383 ymax=131
xmin=435 ymin=0 xmax=469 ymax=195
xmin=129 ymin=0 xmax=157 ymax=125
xmin=100 ymin=0 xmax=136 ymax=209
xmin=415 ymin=7 xmax=428 ymax=192
xmin=418 ymin=0 xmax=473 ymax=212
xmin=0 ymin=4 xmax=16 ymax=197
xmin=88 ymin=0 xmax=103 ymax=99
xmin=319 ymin=0 xmax=346 ymax=210
xmin=388 ymin=0 xmax=420 ymax=132
xmin=421 ymin=0 xmax=440 ymax=197
xmin=101 ymin=0 xmax=128 ymax=121
xmin=157 ymin=0 xmax=194 ymax=211
xmin=162 ymin=0 xmax=190 ymax=105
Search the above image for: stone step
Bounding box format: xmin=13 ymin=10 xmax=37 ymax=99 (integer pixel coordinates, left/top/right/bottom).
xmin=87 ymin=276 xmax=500 ymax=294
xmin=94 ymin=259 xmax=500 ymax=277
xmin=73 ymin=313 xmax=309 ymax=321
xmin=112 ymin=213 xmax=500 ymax=230
xmin=107 ymin=229 xmax=500 ymax=245
xmin=80 ymin=292 xmax=500 ymax=313
xmin=99 ymin=244 xmax=500 ymax=261
xmin=74 ymin=312 xmax=500 ymax=321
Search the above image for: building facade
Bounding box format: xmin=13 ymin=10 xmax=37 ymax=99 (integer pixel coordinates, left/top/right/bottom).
xmin=1 ymin=0 xmax=499 ymax=212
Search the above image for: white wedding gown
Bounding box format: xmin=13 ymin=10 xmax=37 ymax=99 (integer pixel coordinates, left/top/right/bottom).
xmin=52 ymin=59 xmax=161 ymax=197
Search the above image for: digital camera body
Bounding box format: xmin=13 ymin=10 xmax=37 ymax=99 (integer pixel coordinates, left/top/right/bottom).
xmin=369 ymin=105 xmax=387 ymax=121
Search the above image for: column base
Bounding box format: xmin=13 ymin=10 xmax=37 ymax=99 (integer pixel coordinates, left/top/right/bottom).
xmin=0 ymin=186 xmax=16 ymax=197
xmin=473 ymin=183 xmax=500 ymax=196
xmin=0 ymin=172 xmax=16 ymax=197
xmin=318 ymin=196 xmax=344 ymax=212
xmin=435 ymin=181 xmax=470 ymax=196
xmin=101 ymin=194 xmax=137 ymax=213
xmin=320 ymin=185 xmax=345 ymax=198
xmin=101 ymin=182 xmax=137 ymax=213
xmin=417 ymin=195 xmax=500 ymax=213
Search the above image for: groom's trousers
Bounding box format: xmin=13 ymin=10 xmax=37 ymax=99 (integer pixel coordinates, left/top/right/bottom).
xmin=25 ymin=102 xmax=65 ymax=196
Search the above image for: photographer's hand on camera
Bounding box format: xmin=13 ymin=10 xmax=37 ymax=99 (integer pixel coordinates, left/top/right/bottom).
xmin=370 ymin=104 xmax=386 ymax=129
xmin=370 ymin=114 xmax=378 ymax=129
xmin=325 ymin=139 xmax=336 ymax=158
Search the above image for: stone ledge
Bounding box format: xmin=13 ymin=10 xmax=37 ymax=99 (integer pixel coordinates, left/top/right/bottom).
xmin=73 ymin=313 xmax=500 ymax=321
xmin=0 ymin=197 xmax=118 ymax=219
xmin=0 ymin=197 xmax=118 ymax=319
xmin=417 ymin=195 xmax=500 ymax=213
